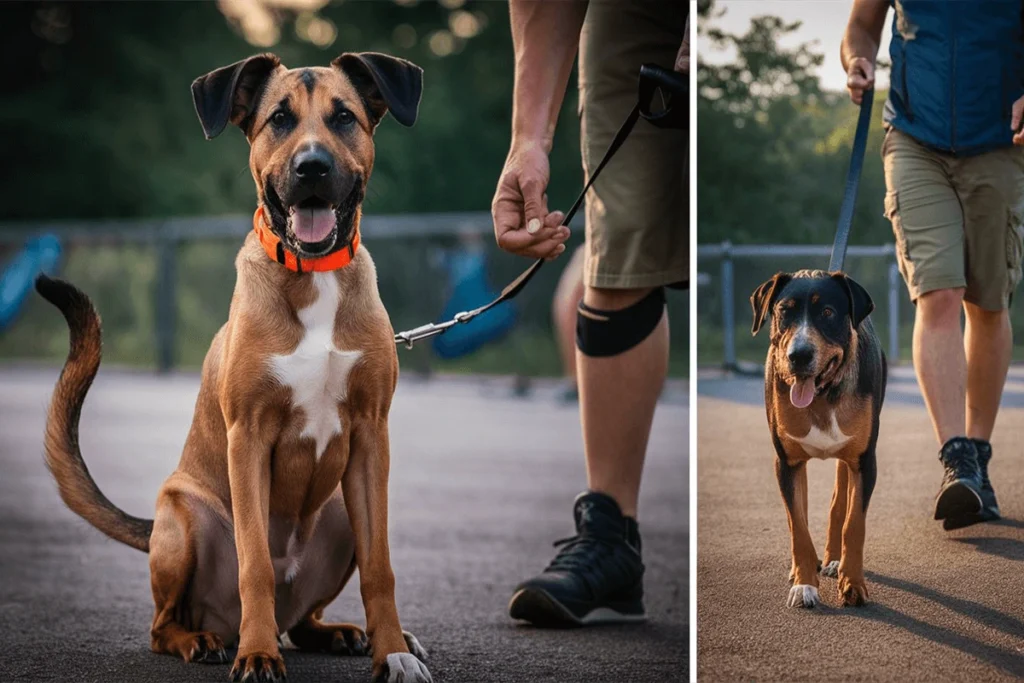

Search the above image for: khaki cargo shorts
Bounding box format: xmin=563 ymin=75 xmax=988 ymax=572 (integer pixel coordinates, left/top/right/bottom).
xmin=882 ymin=127 xmax=1024 ymax=311
xmin=578 ymin=0 xmax=687 ymax=290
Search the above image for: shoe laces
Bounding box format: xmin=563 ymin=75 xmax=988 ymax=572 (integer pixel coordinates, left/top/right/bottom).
xmin=546 ymin=532 xmax=635 ymax=579
xmin=942 ymin=443 xmax=978 ymax=482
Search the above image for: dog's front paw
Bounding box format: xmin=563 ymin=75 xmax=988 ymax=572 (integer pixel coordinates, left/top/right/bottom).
xmin=230 ymin=651 xmax=286 ymax=682
xmin=839 ymin=575 xmax=868 ymax=606
xmin=402 ymin=631 xmax=429 ymax=662
xmin=786 ymin=584 xmax=820 ymax=608
xmin=372 ymin=652 xmax=433 ymax=683
xmin=820 ymin=560 xmax=840 ymax=578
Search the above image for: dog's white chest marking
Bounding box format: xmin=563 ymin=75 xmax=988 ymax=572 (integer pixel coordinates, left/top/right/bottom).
xmin=787 ymin=410 xmax=851 ymax=457
xmin=269 ymin=272 xmax=362 ymax=460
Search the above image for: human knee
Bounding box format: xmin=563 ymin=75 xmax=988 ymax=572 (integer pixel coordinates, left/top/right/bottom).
xmin=576 ymin=287 xmax=665 ymax=357
xmin=963 ymin=300 xmax=1007 ymax=328
xmin=917 ymin=288 xmax=965 ymax=327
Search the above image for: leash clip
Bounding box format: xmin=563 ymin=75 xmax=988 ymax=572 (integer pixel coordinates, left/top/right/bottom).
xmin=394 ymin=319 xmax=460 ymax=349
xmin=393 ymin=310 xmax=479 ymax=349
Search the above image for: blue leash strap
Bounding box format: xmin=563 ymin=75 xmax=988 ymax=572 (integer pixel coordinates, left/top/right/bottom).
xmin=829 ymin=89 xmax=874 ymax=273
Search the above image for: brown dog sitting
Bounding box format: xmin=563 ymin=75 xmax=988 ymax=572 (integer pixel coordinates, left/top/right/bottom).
xmin=750 ymin=269 xmax=886 ymax=608
xmin=36 ymin=51 xmax=431 ymax=683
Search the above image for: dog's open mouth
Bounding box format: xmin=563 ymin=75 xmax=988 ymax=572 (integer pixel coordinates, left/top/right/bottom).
xmin=788 ymin=356 xmax=840 ymax=409
xmin=288 ymin=197 xmax=339 ymax=255
xmin=264 ymin=183 xmax=362 ymax=259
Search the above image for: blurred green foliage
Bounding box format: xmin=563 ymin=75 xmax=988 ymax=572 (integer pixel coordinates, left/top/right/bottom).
xmin=1 ymin=1 xmax=583 ymax=219
xmin=0 ymin=1 xmax=689 ymax=376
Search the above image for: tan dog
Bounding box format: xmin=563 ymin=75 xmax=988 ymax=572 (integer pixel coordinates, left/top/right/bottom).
xmin=36 ymin=51 xmax=432 ymax=683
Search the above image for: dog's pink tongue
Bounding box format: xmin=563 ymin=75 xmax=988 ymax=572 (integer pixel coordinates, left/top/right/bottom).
xmin=290 ymin=207 xmax=335 ymax=243
xmin=790 ymin=379 xmax=816 ymax=409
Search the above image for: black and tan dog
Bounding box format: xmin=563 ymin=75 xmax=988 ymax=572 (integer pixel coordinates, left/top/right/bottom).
xmin=751 ymin=269 xmax=886 ymax=608
xmin=36 ymin=52 xmax=432 ymax=682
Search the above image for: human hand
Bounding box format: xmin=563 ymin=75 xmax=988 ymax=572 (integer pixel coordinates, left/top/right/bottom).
xmin=846 ymin=57 xmax=874 ymax=105
xmin=491 ymin=139 xmax=570 ymax=260
xmin=675 ymin=14 xmax=689 ymax=74
xmin=1012 ymin=94 xmax=1024 ymax=145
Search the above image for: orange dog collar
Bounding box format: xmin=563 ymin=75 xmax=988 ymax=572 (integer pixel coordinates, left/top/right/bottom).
xmin=253 ymin=206 xmax=360 ymax=273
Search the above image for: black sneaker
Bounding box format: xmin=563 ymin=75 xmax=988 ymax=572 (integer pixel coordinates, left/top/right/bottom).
xmin=508 ymin=491 xmax=646 ymax=627
xmin=943 ymin=439 xmax=1001 ymax=530
xmin=934 ymin=437 xmax=984 ymax=521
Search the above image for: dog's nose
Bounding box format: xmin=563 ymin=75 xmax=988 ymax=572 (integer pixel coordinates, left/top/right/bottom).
xmin=788 ymin=345 xmax=815 ymax=372
xmin=293 ymin=147 xmax=334 ymax=182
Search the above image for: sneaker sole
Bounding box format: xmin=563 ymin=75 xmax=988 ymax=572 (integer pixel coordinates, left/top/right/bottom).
xmin=508 ymin=588 xmax=647 ymax=628
xmin=942 ymin=505 xmax=1001 ymax=531
xmin=934 ymin=480 xmax=983 ymax=521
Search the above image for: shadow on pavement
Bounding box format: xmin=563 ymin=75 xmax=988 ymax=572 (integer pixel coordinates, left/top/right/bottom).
xmin=862 ymin=570 xmax=1024 ymax=675
xmin=989 ymin=517 xmax=1024 ymax=530
xmin=844 ymin=599 xmax=1024 ymax=677
xmin=953 ymin=534 xmax=1024 ymax=562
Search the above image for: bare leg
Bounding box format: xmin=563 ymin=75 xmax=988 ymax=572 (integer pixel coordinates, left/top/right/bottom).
xmin=913 ymin=288 xmax=967 ymax=444
xmin=964 ymin=301 xmax=1012 ymax=441
xmin=553 ymin=246 xmax=586 ymax=384
xmin=577 ymin=286 xmax=668 ymax=519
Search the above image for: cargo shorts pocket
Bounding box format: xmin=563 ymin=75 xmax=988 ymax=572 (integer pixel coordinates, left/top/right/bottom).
xmin=1006 ymin=209 xmax=1024 ymax=302
xmin=884 ymin=190 xmax=914 ymax=286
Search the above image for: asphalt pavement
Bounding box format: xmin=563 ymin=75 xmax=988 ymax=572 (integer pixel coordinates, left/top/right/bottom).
xmin=0 ymin=367 xmax=687 ymax=683
xmin=698 ymin=366 xmax=1024 ymax=681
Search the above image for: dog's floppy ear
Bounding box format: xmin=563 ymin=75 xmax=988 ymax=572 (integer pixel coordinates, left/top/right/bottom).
xmin=750 ymin=272 xmax=792 ymax=336
xmin=332 ymin=52 xmax=423 ymax=128
xmin=831 ymin=272 xmax=874 ymax=328
xmin=191 ymin=53 xmax=281 ymax=140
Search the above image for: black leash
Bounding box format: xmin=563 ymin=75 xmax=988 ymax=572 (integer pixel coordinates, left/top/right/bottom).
xmin=829 ymin=89 xmax=874 ymax=272
xmin=394 ymin=63 xmax=687 ymax=349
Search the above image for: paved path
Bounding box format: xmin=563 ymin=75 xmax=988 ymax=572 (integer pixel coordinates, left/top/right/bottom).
xmin=698 ymin=367 xmax=1024 ymax=682
xmin=0 ymin=368 xmax=687 ymax=683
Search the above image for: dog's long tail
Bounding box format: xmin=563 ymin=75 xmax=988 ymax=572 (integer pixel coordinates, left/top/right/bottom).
xmin=35 ymin=275 xmax=152 ymax=553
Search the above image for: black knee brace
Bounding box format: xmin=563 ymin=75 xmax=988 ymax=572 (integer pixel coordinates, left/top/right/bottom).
xmin=575 ymin=287 xmax=666 ymax=357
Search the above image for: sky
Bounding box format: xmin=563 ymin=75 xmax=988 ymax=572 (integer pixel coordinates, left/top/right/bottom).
xmin=703 ymin=0 xmax=894 ymax=92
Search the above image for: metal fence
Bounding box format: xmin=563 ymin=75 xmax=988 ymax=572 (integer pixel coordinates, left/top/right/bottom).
xmin=697 ymin=242 xmax=904 ymax=370
xmin=0 ymin=213 xmax=689 ymax=377
xmin=0 ymin=212 xmax=518 ymax=372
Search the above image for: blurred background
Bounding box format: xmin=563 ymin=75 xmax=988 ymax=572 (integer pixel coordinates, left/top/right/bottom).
xmin=695 ymin=0 xmax=1021 ymax=370
xmin=0 ymin=0 xmax=689 ymax=383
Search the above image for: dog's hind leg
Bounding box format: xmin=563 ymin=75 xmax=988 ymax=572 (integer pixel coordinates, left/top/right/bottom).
xmin=821 ymin=460 xmax=849 ymax=578
xmin=148 ymin=491 xmax=228 ymax=664
xmin=776 ymin=457 xmax=820 ymax=608
xmin=287 ymin=558 xmax=370 ymax=656
xmin=838 ymin=459 xmax=869 ymax=606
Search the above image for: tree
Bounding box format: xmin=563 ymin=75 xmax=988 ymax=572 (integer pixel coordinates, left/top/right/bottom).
xmin=697 ymin=1 xmax=890 ymax=247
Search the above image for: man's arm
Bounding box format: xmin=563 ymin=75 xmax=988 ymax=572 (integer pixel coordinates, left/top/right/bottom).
xmin=490 ymin=0 xmax=587 ymax=260
xmin=509 ymin=0 xmax=589 ymax=152
xmin=841 ymin=0 xmax=889 ymax=104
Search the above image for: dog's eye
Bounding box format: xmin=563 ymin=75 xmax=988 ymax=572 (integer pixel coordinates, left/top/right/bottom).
xmin=822 ymin=307 xmax=835 ymax=319
xmin=270 ymin=110 xmax=292 ymax=129
xmin=331 ymin=109 xmax=355 ymax=128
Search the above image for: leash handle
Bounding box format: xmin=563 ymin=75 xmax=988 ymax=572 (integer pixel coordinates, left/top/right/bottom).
xmin=829 ymin=89 xmax=874 ymax=273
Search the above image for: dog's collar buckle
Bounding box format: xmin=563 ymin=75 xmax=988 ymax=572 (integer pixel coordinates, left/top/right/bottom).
xmin=252 ymin=206 xmax=360 ymax=273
